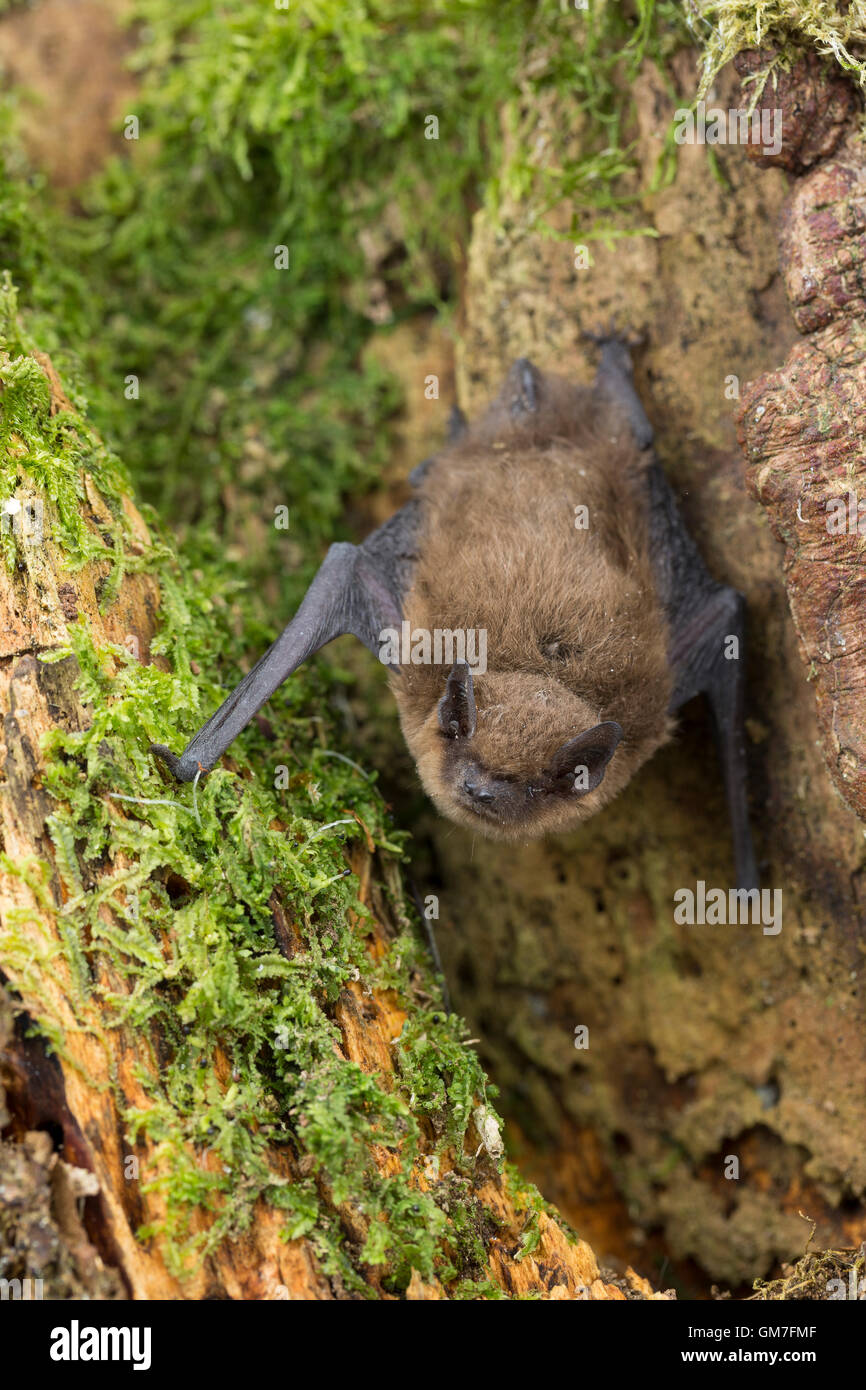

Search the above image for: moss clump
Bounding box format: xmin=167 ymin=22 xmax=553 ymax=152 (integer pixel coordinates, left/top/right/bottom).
xmin=752 ymin=1244 xmax=866 ymax=1300
xmin=684 ymin=1 xmax=866 ymax=94
xmin=0 ymin=275 xmax=133 ymax=576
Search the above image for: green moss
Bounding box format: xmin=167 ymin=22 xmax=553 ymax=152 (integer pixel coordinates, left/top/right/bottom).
xmin=0 ymin=277 xmax=520 ymax=1288
xmin=450 ymin=1278 xmax=510 ymax=1299
xmin=0 ymin=275 xmax=133 ymax=574
xmin=0 ymin=3 xmax=694 ymax=579
xmin=502 ymin=1159 xmax=581 ymax=1261
xmin=392 ymin=1010 xmax=489 ymax=1151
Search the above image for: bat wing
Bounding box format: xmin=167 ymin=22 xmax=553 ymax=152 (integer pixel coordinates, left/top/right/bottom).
xmin=645 ymin=460 xmax=758 ymax=893
xmin=594 ymin=337 xmax=758 ymax=892
xmin=151 ymin=502 xmax=420 ymax=783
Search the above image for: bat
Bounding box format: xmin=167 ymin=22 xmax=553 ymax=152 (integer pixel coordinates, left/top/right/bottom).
xmin=152 ymin=336 xmax=758 ymax=891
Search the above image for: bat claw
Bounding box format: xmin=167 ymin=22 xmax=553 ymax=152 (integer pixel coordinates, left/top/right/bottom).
xmin=150 ymin=742 xmax=208 ymax=784
xmin=582 ymin=320 xmax=646 ymax=354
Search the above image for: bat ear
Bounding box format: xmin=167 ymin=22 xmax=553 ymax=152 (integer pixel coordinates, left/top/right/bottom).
xmin=437 ymin=661 xmax=477 ymax=738
xmin=544 ymin=721 xmax=623 ymax=796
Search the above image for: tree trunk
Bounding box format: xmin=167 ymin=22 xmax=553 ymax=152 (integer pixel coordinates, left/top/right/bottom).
xmin=394 ymin=51 xmax=866 ymax=1292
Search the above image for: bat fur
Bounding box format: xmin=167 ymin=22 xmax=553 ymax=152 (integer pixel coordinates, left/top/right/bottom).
xmin=393 ymin=375 xmax=673 ymax=839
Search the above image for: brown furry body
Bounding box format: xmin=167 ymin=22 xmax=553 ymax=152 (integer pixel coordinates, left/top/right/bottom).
xmin=390 ymin=375 xmax=674 ymax=840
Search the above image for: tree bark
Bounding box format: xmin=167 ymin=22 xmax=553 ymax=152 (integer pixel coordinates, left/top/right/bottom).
xmin=392 ymin=51 xmax=866 ymax=1292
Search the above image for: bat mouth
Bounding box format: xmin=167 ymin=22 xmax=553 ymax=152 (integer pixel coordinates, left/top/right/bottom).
xmin=459 ymin=785 xmax=495 ymax=808
xmin=463 ymin=800 xmax=501 ymax=823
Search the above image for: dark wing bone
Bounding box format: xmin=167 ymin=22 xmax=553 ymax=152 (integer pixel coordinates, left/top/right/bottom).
xmin=595 ymin=337 xmax=759 ymax=892
xmin=151 ymin=503 xmax=420 ymax=783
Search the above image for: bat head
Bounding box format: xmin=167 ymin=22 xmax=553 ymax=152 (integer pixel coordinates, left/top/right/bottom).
xmin=398 ymin=661 xmax=629 ymax=841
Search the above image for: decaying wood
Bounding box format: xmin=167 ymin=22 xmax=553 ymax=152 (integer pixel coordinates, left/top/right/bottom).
xmin=0 ymin=352 xmax=669 ymax=1299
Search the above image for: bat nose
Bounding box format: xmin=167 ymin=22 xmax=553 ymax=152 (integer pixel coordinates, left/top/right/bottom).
xmin=463 ymin=776 xmax=494 ymax=803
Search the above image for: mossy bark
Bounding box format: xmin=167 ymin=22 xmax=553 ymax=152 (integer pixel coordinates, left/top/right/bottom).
xmin=5 ymin=0 xmax=863 ymax=1305
xmin=0 ymin=341 xmax=668 ymax=1300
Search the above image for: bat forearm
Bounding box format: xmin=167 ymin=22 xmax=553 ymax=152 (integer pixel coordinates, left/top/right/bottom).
xmin=152 ymin=543 xmax=363 ymax=781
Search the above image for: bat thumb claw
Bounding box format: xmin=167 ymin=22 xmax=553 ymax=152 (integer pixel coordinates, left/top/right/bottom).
xmin=150 ymin=743 xmax=207 ymax=783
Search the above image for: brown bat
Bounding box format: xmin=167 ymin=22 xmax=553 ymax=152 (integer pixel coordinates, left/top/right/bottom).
xmin=152 ymin=337 xmax=757 ymax=889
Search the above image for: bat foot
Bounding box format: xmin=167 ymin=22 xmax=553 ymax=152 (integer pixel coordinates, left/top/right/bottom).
xmin=587 ymin=328 xmax=654 ymax=450
xmin=582 ymin=318 xmax=646 ymax=354
xmin=150 ymin=743 xmax=207 ymax=784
